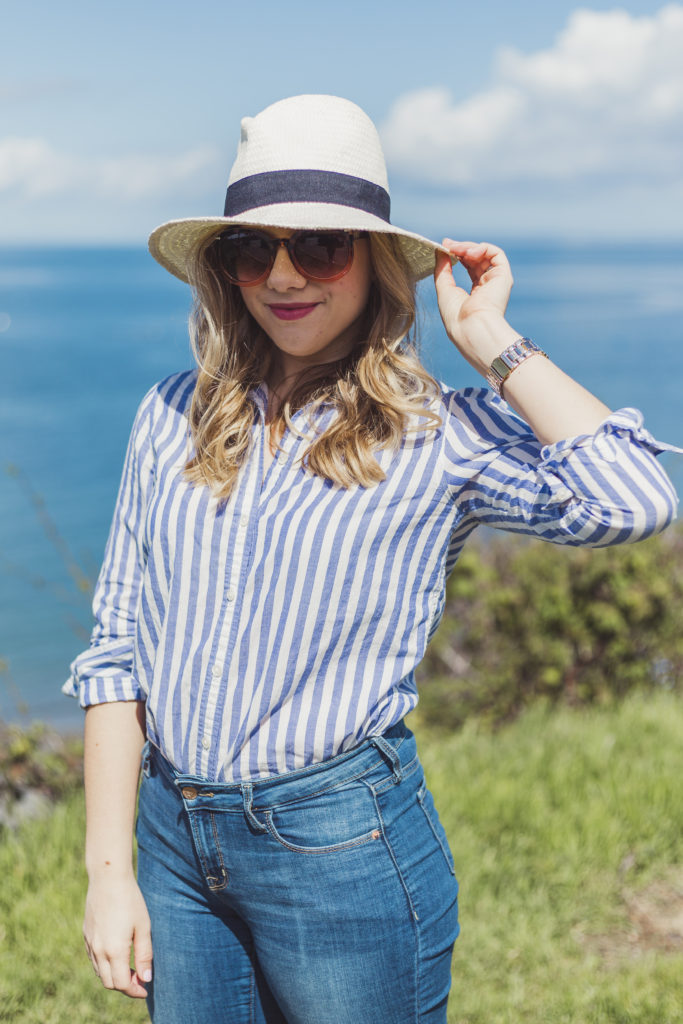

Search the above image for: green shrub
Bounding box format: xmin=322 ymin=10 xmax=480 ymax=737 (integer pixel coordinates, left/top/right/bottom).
xmin=0 ymin=722 xmax=83 ymax=807
xmin=418 ymin=523 xmax=683 ymax=731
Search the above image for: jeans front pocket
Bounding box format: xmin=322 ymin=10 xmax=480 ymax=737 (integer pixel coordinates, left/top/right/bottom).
xmin=262 ymin=782 xmax=382 ymax=855
xmin=416 ymin=780 xmax=456 ymax=875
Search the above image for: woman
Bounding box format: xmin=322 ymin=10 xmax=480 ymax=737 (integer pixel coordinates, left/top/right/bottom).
xmin=65 ymin=95 xmax=680 ymax=1023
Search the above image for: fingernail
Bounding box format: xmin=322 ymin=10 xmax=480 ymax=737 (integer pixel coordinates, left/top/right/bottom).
xmin=143 ymin=969 xmax=153 ymax=982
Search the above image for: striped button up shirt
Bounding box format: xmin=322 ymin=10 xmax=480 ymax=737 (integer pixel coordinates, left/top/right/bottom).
xmin=64 ymin=370 xmax=681 ymax=781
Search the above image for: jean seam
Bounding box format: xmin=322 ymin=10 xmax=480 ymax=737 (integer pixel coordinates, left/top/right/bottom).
xmin=367 ymin=785 xmax=419 ymax=926
xmin=183 ymin=809 xmax=228 ymax=892
xmin=185 ymin=810 xmax=213 ymax=881
xmin=417 ymin=783 xmax=456 ymax=876
xmin=207 ymin=812 xmax=229 ymax=890
xmin=371 ymin=755 xmax=419 ymax=795
xmin=169 ymin=750 xmax=415 ymax=815
xmin=152 ymin=731 xmax=407 ymax=794
xmin=253 ymin=764 xmax=381 ymax=810
xmin=233 ymin=733 xmax=409 ymax=789
xmin=263 ymin=810 xmax=381 ymax=855
xmin=367 ymin=784 xmax=420 ymax=1022
xmin=269 ymin=732 xmax=405 ymax=788
xmin=248 ymin=739 xmax=411 ymax=811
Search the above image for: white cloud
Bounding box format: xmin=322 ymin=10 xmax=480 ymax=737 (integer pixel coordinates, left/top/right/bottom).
xmin=381 ymin=4 xmax=683 ymax=187
xmin=0 ymin=137 xmax=220 ymax=199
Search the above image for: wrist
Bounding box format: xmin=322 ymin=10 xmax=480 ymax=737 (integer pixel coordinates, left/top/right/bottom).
xmin=486 ymin=338 xmax=548 ymax=397
xmin=86 ymin=864 xmax=136 ymax=885
xmin=86 ymin=846 xmax=136 ymax=881
xmin=457 ymin=313 xmax=521 ymax=375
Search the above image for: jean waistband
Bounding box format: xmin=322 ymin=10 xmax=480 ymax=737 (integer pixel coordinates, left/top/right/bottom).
xmin=148 ymin=720 xmax=415 ymax=810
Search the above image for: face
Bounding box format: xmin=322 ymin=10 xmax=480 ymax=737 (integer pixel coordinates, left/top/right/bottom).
xmin=237 ymin=227 xmax=373 ymax=381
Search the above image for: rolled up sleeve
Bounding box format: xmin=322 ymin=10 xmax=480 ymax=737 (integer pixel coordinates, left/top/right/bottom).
xmin=62 ymin=387 xmax=158 ymax=706
xmin=444 ymin=389 xmax=681 ymax=547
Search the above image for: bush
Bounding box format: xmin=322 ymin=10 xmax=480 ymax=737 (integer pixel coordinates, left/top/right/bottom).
xmin=0 ymin=721 xmax=83 ymax=823
xmin=418 ymin=523 xmax=683 ymax=731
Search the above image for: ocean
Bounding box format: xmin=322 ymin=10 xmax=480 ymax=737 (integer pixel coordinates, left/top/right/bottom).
xmin=1 ymin=243 xmax=682 ymax=728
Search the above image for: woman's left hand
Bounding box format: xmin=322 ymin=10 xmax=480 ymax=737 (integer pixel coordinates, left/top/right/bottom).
xmin=433 ymin=239 xmax=518 ymax=376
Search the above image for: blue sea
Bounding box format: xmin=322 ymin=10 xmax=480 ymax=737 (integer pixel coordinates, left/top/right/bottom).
xmin=1 ymin=243 xmax=682 ymax=728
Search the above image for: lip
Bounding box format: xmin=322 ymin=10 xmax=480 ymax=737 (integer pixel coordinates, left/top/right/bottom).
xmin=267 ymin=303 xmax=319 ymax=321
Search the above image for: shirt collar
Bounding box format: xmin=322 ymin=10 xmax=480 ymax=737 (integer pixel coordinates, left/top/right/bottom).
xmin=249 ymin=382 xmax=335 ymax=421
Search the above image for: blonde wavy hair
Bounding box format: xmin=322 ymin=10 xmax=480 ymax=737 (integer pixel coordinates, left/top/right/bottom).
xmin=184 ymin=232 xmax=443 ymax=499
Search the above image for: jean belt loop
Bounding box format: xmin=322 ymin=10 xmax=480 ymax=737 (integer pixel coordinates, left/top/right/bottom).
xmin=241 ymin=783 xmax=267 ymax=832
xmin=371 ymin=735 xmax=403 ymax=784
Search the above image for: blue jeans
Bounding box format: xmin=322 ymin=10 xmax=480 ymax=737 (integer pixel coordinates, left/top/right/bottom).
xmin=136 ymin=722 xmax=459 ymax=1023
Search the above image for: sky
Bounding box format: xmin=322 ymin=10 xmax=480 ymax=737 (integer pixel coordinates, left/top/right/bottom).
xmin=2 ymin=0 xmax=683 ymax=243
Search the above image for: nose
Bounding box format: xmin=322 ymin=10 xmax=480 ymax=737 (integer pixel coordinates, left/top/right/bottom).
xmin=266 ymin=241 xmax=307 ymax=291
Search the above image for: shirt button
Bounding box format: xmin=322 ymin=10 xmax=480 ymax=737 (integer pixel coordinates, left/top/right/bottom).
xmin=212 ymin=663 xmax=223 ymax=677
xmin=226 ymin=587 xmax=237 ymax=602
xmin=202 ymin=737 xmax=210 ymax=750
xmin=240 ymin=514 xmax=249 ymax=527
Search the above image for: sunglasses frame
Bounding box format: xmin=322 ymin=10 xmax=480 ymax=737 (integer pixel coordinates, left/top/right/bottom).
xmin=211 ymin=228 xmax=368 ymax=286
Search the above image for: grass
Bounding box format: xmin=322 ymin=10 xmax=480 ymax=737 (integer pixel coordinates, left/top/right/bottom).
xmin=415 ymin=692 xmax=683 ymax=1023
xmin=0 ymin=692 xmax=681 ymax=1023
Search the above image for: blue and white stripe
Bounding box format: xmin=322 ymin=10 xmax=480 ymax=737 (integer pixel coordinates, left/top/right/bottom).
xmin=64 ymin=371 xmax=681 ymax=781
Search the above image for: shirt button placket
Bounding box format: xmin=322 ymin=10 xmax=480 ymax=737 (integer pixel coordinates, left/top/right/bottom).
xmin=202 ymin=453 xmax=259 ymax=776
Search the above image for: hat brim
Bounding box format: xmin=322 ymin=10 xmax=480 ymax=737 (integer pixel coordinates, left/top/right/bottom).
xmin=148 ymin=204 xmax=447 ymax=284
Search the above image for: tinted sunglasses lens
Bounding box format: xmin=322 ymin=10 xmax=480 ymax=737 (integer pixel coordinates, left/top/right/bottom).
xmin=293 ymin=233 xmax=353 ymax=279
xmin=217 ymin=232 xmax=273 ymax=283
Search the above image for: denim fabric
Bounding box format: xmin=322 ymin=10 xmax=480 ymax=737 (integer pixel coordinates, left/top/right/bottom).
xmin=136 ymin=723 xmax=459 ymax=1023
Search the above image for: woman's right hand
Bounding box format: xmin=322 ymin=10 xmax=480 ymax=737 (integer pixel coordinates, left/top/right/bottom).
xmin=83 ymin=874 xmax=153 ymax=999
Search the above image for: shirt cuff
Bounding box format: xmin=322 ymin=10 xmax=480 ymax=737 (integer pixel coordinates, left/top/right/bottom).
xmin=62 ymin=673 xmax=145 ymax=709
xmin=540 ymin=408 xmax=683 ymax=467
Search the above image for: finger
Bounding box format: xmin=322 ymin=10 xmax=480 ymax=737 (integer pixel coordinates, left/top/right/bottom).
xmin=442 ymin=238 xmax=481 ymax=251
xmin=433 ymin=252 xmax=468 ymax=311
xmin=94 ymin=954 xmax=114 ymax=990
xmin=442 ymin=240 xmax=509 ymax=273
xmin=462 ymin=247 xmax=512 ymax=294
xmin=432 ymin=252 xmax=460 ymax=290
xmin=433 ymin=249 xmax=456 ymax=282
xmin=134 ymin=929 xmax=154 ymax=987
xmin=110 ymin=953 xmax=137 ymax=993
xmin=124 ymin=971 xmax=151 ymax=999
xmin=439 ymin=241 xmax=492 ymax=289
xmin=83 ymin=936 xmax=101 ymax=980
xmin=442 ymin=239 xmax=489 ymax=262
xmin=464 ymin=243 xmax=511 ymax=278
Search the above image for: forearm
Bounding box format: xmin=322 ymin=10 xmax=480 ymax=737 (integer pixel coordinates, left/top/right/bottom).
xmin=461 ymin=312 xmax=612 ymax=445
xmin=84 ymin=700 xmax=147 ymax=881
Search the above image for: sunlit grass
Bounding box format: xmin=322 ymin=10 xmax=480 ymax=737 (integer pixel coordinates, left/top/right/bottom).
xmin=0 ymin=795 xmax=148 ymax=1024
xmin=414 ymin=692 xmax=682 ymax=1023
xmin=1 ymin=692 xmax=681 ymax=1023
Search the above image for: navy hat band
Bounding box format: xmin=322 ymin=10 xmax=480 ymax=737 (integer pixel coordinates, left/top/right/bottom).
xmin=224 ymin=169 xmax=391 ymax=222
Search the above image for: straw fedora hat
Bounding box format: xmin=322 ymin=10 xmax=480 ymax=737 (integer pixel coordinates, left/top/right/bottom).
xmin=148 ymin=94 xmax=447 ymax=283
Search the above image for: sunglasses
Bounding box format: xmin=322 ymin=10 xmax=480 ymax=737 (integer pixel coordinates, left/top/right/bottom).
xmin=210 ymin=229 xmax=367 ymax=286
